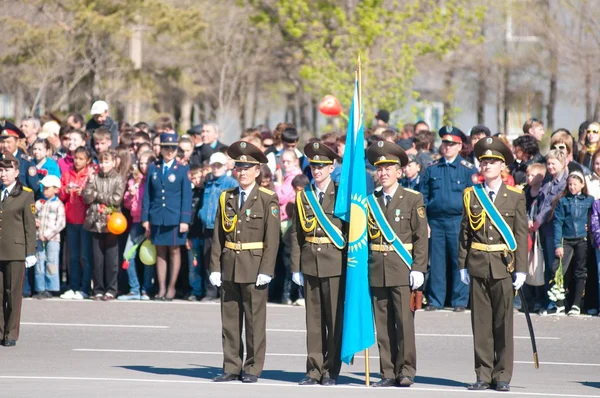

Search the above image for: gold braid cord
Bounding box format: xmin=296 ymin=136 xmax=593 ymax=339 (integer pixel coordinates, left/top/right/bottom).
xmin=367 ymin=206 xmax=382 ymax=240
xmin=296 ymin=191 xmax=317 ymax=233
xmin=463 ymin=188 xmax=485 ymax=231
xmin=220 ymin=192 xmax=237 ymax=233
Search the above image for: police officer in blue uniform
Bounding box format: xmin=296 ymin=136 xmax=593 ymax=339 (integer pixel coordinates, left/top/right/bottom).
xmin=141 ymin=132 xmax=192 ymax=300
xmin=420 ymin=126 xmax=477 ymax=311
xmin=0 ymin=121 xmax=39 ymax=297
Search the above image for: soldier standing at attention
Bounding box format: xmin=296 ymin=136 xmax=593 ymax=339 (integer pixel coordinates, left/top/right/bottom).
xmin=366 ymin=141 xmax=428 ymax=387
xmin=0 ymin=152 xmax=37 ymax=347
xmin=420 ymin=126 xmax=477 ymax=312
xmin=458 ymin=137 xmax=528 ymax=392
xmin=210 ymin=141 xmax=280 ymax=384
xmin=290 ymin=142 xmax=346 ymax=386
xmin=0 ymin=121 xmax=39 ymax=299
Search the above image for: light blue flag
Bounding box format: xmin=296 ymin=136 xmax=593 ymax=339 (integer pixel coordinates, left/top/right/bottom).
xmin=334 ymin=79 xmax=375 ymax=365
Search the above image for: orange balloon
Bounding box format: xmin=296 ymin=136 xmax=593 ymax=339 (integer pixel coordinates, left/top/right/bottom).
xmin=107 ymin=212 xmax=128 ymax=235
xmin=319 ymin=95 xmax=342 ymax=116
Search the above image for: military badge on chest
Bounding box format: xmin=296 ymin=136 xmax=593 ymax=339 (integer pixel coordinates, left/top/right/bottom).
xmin=168 ymin=174 xmax=176 ymax=183
xmin=395 ymin=209 xmax=400 ymax=222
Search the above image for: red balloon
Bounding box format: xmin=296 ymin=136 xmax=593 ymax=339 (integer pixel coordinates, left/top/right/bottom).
xmin=319 ymin=95 xmax=342 ymax=116
xmin=107 ymin=212 xmax=128 ymax=235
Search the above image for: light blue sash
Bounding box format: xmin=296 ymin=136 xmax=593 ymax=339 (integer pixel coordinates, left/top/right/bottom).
xmin=367 ymin=194 xmax=412 ymax=269
xmin=472 ymin=184 xmax=517 ymax=251
xmin=303 ymin=187 xmax=345 ymax=249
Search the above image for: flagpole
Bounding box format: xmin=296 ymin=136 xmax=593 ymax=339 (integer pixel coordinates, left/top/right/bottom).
xmin=356 ymin=54 xmax=370 ymax=388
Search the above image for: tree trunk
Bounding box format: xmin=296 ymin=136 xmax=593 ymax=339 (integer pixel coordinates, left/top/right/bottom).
xmin=14 ymin=84 xmax=24 ymax=123
xmin=547 ymin=51 xmax=557 ymax=131
xmin=503 ymin=64 xmax=510 ymax=134
xmin=477 ymin=72 xmax=486 ymax=125
xmin=180 ymin=93 xmax=193 ymax=133
xmin=442 ymin=68 xmax=455 ymax=124
xmin=585 ymin=68 xmax=592 ymax=120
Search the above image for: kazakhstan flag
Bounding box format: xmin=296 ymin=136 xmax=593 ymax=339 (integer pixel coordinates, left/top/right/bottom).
xmin=334 ymin=79 xmax=375 ymax=365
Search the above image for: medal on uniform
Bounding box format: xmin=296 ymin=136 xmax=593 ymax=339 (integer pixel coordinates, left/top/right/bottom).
xmin=153 ymin=172 xmax=157 ymax=180
xmin=168 ymin=174 xmax=176 ymax=183
xmin=245 ymin=209 xmax=251 ymax=221
xmin=395 ymin=209 xmax=400 ymax=222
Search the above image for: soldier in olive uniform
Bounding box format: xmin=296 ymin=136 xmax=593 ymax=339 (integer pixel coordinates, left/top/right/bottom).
xmin=365 ymin=141 xmax=428 ymax=387
xmin=290 ymin=142 xmax=346 ymax=386
xmin=209 ymin=141 xmax=280 ymax=384
xmin=0 ymin=152 xmax=37 ymax=347
xmin=458 ymin=137 xmax=528 ymax=392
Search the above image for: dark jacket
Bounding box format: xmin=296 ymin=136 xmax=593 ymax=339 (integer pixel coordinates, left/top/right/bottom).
xmin=188 ymin=186 xmax=204 ymax=239
xmin=82 ymin=169 xmax=125 ymax=233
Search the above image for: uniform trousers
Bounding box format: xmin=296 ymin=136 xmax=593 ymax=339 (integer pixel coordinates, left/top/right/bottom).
xmin=470 ymin=276 xmax=514 ymax=384
xmin=0 ymin=261 xmax=25 ymax=341
xmin=371 ymin=285 xmax=416 ymax=379
xmin=221 ymin=281 xmax=268 ymax=376
xmin=304 ymin=274 xmax=343 ymax=380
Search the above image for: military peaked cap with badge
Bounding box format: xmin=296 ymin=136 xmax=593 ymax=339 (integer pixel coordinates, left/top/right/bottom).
xmin=367 ymin=140 xmax=409 ymax=167
xmin=159 ymin=133 xmax=179 ymax=147
xmin=227 ymin=141 xmax=268 ymax=166
xmin=0 ymin=120 xmax=25 ymax=139
xmin=304 ymin=141 xmax=340 ymax=164
xmin=474 ymin=136 xmax=515 ymax=165
xmin=438 ymin=125 xmax=467 ymax=144
xmin=0 ymin=151 xmax=20 ymax=167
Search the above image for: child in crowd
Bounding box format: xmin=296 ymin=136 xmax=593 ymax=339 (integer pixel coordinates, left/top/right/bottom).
xmin=552 ymin=171 xmax=595 ymax=315
xmin=115 ymin=145 xmax=133 ymax=182
xmin=399 ymin=156 xmax=421 ymax=191
xmin=33 ymin=175 xmax=66 ymax=299
xmin=93 ymin=127 xmax=113 ymax=156
xmin=524 ymin=163 xmax=547 ymax=312
xmin=32 ymin=138 xmax=61 ymax=198
xmin=83 ymin=150 xmax=125 ymax=301
xmin=58 ymin=129 xmax=87 ymax=175
xmin=186 ymin=164 xmax=205 ymax=301
xmin=120 ymin=150 xmax=155 ymax=300
xmin=59 ymin=146 xmax=95 ymax=300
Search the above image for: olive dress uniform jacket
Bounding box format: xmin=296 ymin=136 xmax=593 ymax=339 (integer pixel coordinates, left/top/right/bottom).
xmin=0 ymin=183 xmax=36 ymax=260
xmin=210 ymin=184 xmax=280 ymax=283
xmin=290 ymin=182 xmax=346 ymax=278
xmin=368 ymin=187 xmax=428 ymax=287
xmin=458 ymin=183 xmax=528 ymax=278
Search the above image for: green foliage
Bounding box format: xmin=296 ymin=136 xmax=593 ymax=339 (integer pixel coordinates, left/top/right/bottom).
xmin=246 ymin=0 xmax=484 ymax=121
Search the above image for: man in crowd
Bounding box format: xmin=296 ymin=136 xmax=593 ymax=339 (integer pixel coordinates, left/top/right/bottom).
xmin=523 ymin=118 xmax=545 ymax=144
xmin=366 ymin=141 xmax=428 ymax=388
xmin=200 ymin=122 xmax=227 ymax=164
xmin=20 ymin=117 xmax=40 ymax=154
xmin=458 ymin=136 xmax=527 ymax=392
xmin=291 ymin=142 xmax=346 ymax=386
xmin=209 ymin=141 xmax=280 ymax=384
xmin=510 ymin=134 xmax=540 ymax=186
xmin=0 ymin=151 xmax=37 ymax=347
xmin=375 ymin=110 xmax=390 ymax=129
xmin=420 ymin=126 xmax=477 ymax=312
xmin=187 ymin=124 xmax=204 ymax=166
xmin=67 ymin=113 xmax=85 ymax=130
xmin=414 ymin=130 xmax=435 ymax=175
xmin=414 ymin=121 xmax=429 ymax=135
xmin=465 ymin=125 xmax=491 ymax=168
xmin=86 ymin=100 xmax=118 ymax=149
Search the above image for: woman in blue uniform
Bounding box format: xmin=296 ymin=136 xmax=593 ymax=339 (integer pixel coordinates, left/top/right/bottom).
xmin=142 ymin=132 xmax=192 ymax=300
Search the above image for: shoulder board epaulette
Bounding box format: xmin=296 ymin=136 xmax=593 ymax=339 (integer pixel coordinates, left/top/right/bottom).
xmin=20 ymin=153 xmax=32 ymax=162
xmin=506 ymin=185 xmax=523 ymax=194
xmin=430 ymin=160 xmax=439 ymax=166
xmin=464 ymin=186 xmax=473 ymax=194
xmin=224 ymin=187 xmax=237 ymax=193
xmin=259 ymin=186 xmax=274 ymax=196
xmin=22 ymin=186 xmax=32 ymax=192
xmin=404 ymin=188 xmax=421 ymax=196
xmin=460 ymin=159 xmax=474 ymax=169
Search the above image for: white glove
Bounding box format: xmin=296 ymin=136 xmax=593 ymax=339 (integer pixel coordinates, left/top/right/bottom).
xmin=26 ymin=255 xmax=36 ymax=268
xmin=459 ymin=269 xmax=470 ymax=285
xmin=209 ymin=272 xmax=222 ymax=287
xmin=292 ymin=272 xmax=304 ymax=286
xmin=513 ymin=272 xmax=526 ymax=291
xmin=409 ymin=271 xmax=424 ymax=290
xmin=256 ymin=273 xmax=272 ymax=286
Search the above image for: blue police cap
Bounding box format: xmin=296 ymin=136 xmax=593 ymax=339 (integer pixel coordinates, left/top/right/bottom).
xmin=159 ymin=133 xmax=179 ymax=147
xmin=438 ymin=125 xmax=466 ymax=143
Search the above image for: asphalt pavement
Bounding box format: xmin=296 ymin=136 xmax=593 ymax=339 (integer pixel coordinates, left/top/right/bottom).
xmin=2 ymin=299 xmax=600 ymax=397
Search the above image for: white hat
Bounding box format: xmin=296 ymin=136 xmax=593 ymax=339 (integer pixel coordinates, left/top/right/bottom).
xmin=209 ymin=152 xmax=228 ymax=166
xmin=38 ymin=121 xmax=61 ymax=139
xmin=90 ymin=100 xmax=109 ymax=116
xmin=39 ymin=175 xmax=61 ymax=188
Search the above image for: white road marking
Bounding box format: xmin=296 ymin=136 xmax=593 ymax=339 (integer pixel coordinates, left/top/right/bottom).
xmin=0 ymin=376 xmax=599 ymax=397
xmin=266 ymin=329 xmax=559 ymax=340
xmin=22 ymin=322 xmax=169 ymax=329
xmin=515 ymin=360 xmax=600 ymax=367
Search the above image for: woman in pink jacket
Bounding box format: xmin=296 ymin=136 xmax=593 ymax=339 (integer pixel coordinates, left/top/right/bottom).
xmin=274 ymin=149 xmax=303 ymax=305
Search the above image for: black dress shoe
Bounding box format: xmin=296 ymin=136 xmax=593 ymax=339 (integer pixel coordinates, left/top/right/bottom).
xmin=372 ymin=378 xmax=396 ymax=387
xmin=321 ymin=377 xmax=336 ymax=386
xmin=467 ymin=380 xmax=490 ymax=390
xmin=495 ymin=382 xmax=510 ymax=392
xmin=3 ymin=340 xmax=16 ymax=347
xmin=298 ymin=377 xmax=319 ymax=385
xmin=242 ymin=374 xmax=258 ymax=383
xmin=453 ymin=306 xmax=466 ymax=313
xmin=398 ymin=376 xmax=414 ymax=387
xmin=213 ymin=373 xmax=239 ymax=382
xmin=424 ymin=306 xmax=439 ymax=311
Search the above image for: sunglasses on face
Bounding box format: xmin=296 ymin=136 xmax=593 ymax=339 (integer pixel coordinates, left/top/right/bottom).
xmin=553 ymin=144 xmax=567 ymax=150
xmin=587 ymin=129 xmax=599 ymax=134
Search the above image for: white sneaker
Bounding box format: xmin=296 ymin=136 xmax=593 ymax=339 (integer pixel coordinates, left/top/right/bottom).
xmin=568 ymin=305 xmax=581 ymax=316
xmin=293 ymin=298 xmax=305 ymax=307
xmin=72 ymin=291 xmax=85 ymax=300
xmin=60 ymin=290 xmax=75 ymax=300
